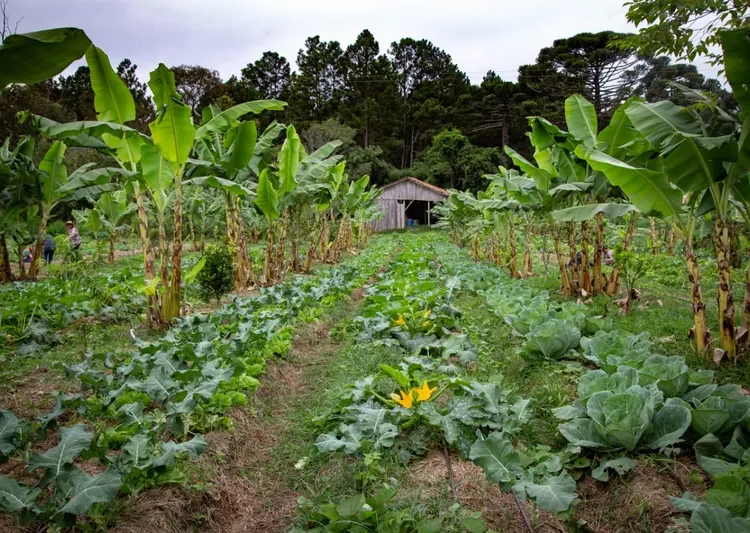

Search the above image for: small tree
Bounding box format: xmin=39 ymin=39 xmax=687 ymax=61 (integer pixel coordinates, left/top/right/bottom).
xmin=617 ymin=247 xmax=648 ymax=314
xmin=196 ymin=245 xmax=234 ymax=302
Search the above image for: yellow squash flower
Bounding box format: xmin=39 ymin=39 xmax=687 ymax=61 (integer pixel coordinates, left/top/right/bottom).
xmin=424 ymin=309 xmax=431 ymax=318
xmin=414 ymin=381 xmax=438 ymax=402
xmin=394 ymin=314 xmax=406 ymax=326
xmin=390 ymin=390 xmax=414 ymax=408
xmin=423 ymin=321 xmax=431 ymax=327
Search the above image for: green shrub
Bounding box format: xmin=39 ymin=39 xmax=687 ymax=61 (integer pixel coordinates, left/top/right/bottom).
xmin=197 ymin=244 xmax=234 ymax=301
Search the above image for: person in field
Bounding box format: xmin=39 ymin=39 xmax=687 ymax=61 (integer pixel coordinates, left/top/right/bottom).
xmin=42 ymin=235 xmax=55 ymax=263
xmin=66 ymin=221 xmax=82 ymax=250
xmin=22 ymin=246 xmax=32 ymax=263
xmin=603 ymin=245 xmax=614 ymax=266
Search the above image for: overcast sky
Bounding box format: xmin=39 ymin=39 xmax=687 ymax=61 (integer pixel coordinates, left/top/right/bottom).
xmin=13 ymin=0 xmax=719 ymax=84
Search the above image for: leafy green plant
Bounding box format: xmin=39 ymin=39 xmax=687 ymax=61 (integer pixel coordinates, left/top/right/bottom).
xmin=196 ymin=244 xmax=234 ymax=302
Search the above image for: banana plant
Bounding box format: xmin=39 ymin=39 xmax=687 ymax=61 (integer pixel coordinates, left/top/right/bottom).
xmin=73 ymin=190 xmax=136 ymax=264
xmin=332 ymin=174 xmax=371 ymax=262
xmin=188 ymin=110 xmax=285 ymax=289
xmin=575 ymin=93 xmax=747 ymax=357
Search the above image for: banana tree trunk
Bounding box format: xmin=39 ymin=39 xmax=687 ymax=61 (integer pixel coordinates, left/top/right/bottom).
xmin=509 ymin=217 xmax=518 ymax=279
xmin=27 ymin=215 xmax=48 ymax=280
xmin=263 ymin=222 xmax=274 ymax=286
xmin=607 ymin=213 xmax=638 ymax=296
xmin=275 ymin=210 xmax=288 ymax=282
xmin=189 ymin=217 xmax=198 ymax=252
xmin=133 ymin=183 xmax=161 ymax=329
xmin=552 ymin=228 xmax=574 ymax=296
xmin=581 ymin=221 xmax=591 ymax=294
xmin=109 ymin=233 xmax=115 ymax=265
xmin=567 ymin=222 xmax=579 ymax=292
xmin=714 ymin=216 xmax=737 ymax=361
xmin=667 ymin=229 xmax=676 ymax=256
xmin=687 ymin=242 xmax=711 ymax=354
xmin=593 ymin=213 xmax=604 ymax=295
xmin=522 ymin=227 xmax=533 ymax=276
xmin=742 ymin=259 xmax=750 ymax=336
xmin=17 ymin=244 xmax=26 ymax=281
xmin=333 ymin=216 xmax=349 ymax=263
xmin=554 ymin=232 xmax=573 ymax=296
xmin=650 ymin=217 xmax=659 ymax=255
xmin=165 ymin=174 xmax=184 ymax=323
xmin=0 ymin=234 xmax=13 ymax=283
xmin=158 ymin=212 xmax=169 ymax=294
xmin=230 ymin=198 xmax=253 ymax=288
xmin=291 ymin=239 xmax=300 ymax=273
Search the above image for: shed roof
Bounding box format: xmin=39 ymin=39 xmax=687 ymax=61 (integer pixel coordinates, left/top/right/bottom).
xmin=380 ymin=177 xmax=449 ymax=199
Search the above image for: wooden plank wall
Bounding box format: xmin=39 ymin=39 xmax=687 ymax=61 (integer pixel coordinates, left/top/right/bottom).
xmin=369 ymin=199 xmax=404 ymax=232
xmin=380 ymin=180 xmax=447 ymax=202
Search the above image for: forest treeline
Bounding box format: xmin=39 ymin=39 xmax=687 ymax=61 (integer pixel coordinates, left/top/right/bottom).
xmin=1 ymin=29 xmax=736 ymax=191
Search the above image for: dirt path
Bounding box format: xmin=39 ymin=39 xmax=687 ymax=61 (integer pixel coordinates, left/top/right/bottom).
xmin=113 ymin=293 xmax=364 ymax=533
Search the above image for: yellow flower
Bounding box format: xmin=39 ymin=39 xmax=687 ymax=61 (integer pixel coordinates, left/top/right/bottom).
xmin=424 ymin=309 xmax=431 ymax=318
xmin=423 ymin=321 xmax=431 ymax=327
xmin=414 ymin=381 xmax=438 ymax=402
xmin=394 ymin=314 xmax=406 ymax=326
xmin=390 ymin=390 xmax=414 ymax=408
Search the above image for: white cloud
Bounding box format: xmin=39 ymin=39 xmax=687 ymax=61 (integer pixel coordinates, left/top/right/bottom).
xmin=14 ymin=0 xmax=720 ymax=83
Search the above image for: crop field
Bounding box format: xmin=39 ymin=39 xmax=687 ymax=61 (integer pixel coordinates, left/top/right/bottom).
xmin=2 ymin=3 xmax=750 ymax=532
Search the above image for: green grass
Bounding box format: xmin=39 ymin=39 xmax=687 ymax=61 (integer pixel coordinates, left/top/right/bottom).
xmin=455 ymin=292 xmax=576 ymax=448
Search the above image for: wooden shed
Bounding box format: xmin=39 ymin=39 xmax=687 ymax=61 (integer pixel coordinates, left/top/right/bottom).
xmin=370 ymin=177 xmax=449 ymax=232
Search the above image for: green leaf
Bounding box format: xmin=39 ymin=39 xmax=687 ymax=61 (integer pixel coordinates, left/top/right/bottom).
xmin=195 ymin=100 xmax=287 ymax=138
xmin=40 ymin=141 xmax=68 ymax=202
xmin=691 ymin=397 xmax=731 ymax=436
xmin=122 ymin=434 xmax=154 ymax=469
xmin=576 ymin=147 xmax=683 ymax=219
xmin=141 ymin=142 xmax=174 ymax=192
xmin=226 ymin=120 xmax=257 ymax=173
xmin=117 ymin=402 xmax=145 ymax=426
xmin=0 ymin=411 xmax=20 ymax=455
xmin=524 ymin=472 xmax=577 ymax=513
xmin=184 ymin=176 xmax=254 ymax=198
xmin=565 ymin=95 xmax=598 ymax=148
xmin=558 ymin=418 xmax=610 ymax=450
xmin=85 ymin=46 xmax=135 ymax=124
xmin=0 ymin=28 xmax=91 ymax=88
xmin=0 ymin=476 xmax=40 ymax=513
xmin=59 ymin=467 xmax=121 ymax=515
xmin=705 ymin=476 xmax=750 ymax=517
xmin=151 ymin=435 xmax=208 ymax=468
xmin=140 ymin=367 xmax=178 ymax=403
xmin=278 ymin=125 xmax=301 ymax=197
xmin=625 ymin=101 xmax=702 ymax=149
xmin=314 ymin=433 xmax=346 ymax=453
xmin=591 ymin=457 xmax=636 ymax=482
xmin=664 ymin=138 xmax=724 ymax=192
xmin=469 ymin=432 xmax=522 ymax=484
xmin=336 ymin=494 xmax=365 ymax=517
xmin=27 ymin=424 xmax=93 ymax=475
xmin=721 ymin=30 xmax=750 ymax=116
xmin=504 ymin=146 xmax=551 ymax=192
xmin=417 ymin=518 xmax=444 ymax=533
xmin=552 ymin=203 xmax=637 ymax=223
xmin=148 ymin=64 xmax=195 ymax=168
xmin=21 ymin=114 xmax=143 ymax=143
xmin=647 ymin=404 xmax=691 ymax=450
xmin=460 ymin=517 xmax=486 ymax=533
xmin=379 ymin=364 xmax=411 ymax=390
xmin=255 ymin=169 xmax=280 ymax=220
xmin=184 ymin=257 xmax=206 ymax=284
xmin=600 ymin=97 xmax=642 ymax=158
xmin=691 ymin=503 xmax=750 ymax=533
